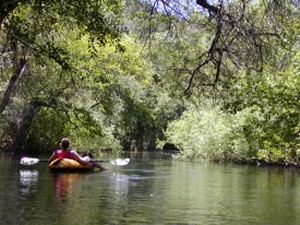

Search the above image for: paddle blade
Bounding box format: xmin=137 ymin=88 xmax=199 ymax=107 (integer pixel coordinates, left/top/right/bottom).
xmin=20 ymin=157 xmax=40 ymax=165
xmin=110 ymin=158 xmax=130 ymax=166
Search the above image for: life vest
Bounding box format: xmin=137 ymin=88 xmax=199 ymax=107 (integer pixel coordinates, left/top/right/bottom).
xmin=55 ymin=150 xmax=74 ymax=159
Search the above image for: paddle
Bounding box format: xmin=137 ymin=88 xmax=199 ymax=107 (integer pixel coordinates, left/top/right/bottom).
xmin=19 ymin=157 xmax=130 ymax=166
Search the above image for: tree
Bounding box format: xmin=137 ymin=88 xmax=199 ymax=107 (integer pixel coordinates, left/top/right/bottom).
xmin=0 ymin=1 xmax=125 ymax=151
xmin=0 ymin=0 xmax=124 ymax=113
xmin=134 ymin=0 xmax=299 ymax=95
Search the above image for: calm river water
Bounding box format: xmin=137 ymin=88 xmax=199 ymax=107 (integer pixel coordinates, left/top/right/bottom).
xmin=1 ymin=152 xmax=300 ymax=225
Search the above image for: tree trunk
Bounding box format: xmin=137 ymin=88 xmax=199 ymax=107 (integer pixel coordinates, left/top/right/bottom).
xmin=0 ymin=0 xmax=28 ymax=26
xmin=196 ymin=0 xmax=219 ymax=14
xmin=0 ymin=55 xmax=27 ymax=114
xmin=10 ymin=100 xmax=49 ymax=153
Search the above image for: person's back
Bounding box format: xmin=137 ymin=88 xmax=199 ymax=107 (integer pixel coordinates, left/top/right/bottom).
xmin=53 ymin=138 xmax=73 ymax=159
xmin=55 ymin=149 xmax=73 ymax=159
xmin=49 ymin=138 xmax=74 ymax=162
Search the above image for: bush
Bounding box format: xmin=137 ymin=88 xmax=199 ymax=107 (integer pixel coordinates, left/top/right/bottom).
xmin=165 ymin=102 xmax=255 ymax=162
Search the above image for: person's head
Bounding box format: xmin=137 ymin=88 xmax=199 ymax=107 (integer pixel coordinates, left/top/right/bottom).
xmin=60 ymin=138 xmax=71 ymax=151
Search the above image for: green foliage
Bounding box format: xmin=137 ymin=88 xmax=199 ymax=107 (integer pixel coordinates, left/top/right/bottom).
xmin=220 ymin=48 xmax=300 ymax=163
xmin=25 ymin=108 xmax=71 ymax=153
xmin=1 ymin=21 xmax=174 ymax=153
xmin=1 ymin=0 xmax=300 ymax=162
xmin=165 ymin=53 xmax=300 ymax=164
xmin=3 ymin=0 xmax=124 ymax=44
xmin=165 ymin=101 xmax=251 ymax=162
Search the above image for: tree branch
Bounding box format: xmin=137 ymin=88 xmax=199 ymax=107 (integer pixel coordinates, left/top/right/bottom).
xmin=196 ymin=0 xmax=219 ymax=14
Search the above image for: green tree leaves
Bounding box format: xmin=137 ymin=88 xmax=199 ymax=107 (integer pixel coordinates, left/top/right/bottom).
xmin=1 ymin=0 xmax=300 ymax=163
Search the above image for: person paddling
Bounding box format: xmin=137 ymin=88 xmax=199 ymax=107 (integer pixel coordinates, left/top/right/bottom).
xmin=48 ymin=138 xmax=107 ymax=171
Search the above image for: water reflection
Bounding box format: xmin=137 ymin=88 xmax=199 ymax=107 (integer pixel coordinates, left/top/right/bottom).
xmin=19 ymin=169 xmax=38 ymax=196
xmin=4 ymin=153 xmax=300 ymax=224
xmin=52 ymin=173 xmax=80 ymax=200
xmin=111 ymin=172 xmax=129 ymax=195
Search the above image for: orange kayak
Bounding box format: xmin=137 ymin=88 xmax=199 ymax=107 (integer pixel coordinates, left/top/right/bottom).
xmin=49 ymin=158 xmax=95 ymax=172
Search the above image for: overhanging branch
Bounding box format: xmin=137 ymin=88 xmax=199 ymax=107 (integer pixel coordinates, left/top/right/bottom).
xmin=196 ymin=0 xmax=219 ymax=14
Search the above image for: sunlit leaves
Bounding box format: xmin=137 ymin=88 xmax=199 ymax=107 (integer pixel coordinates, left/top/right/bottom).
xmin=166 ymin=101 xmax=250 ymax=162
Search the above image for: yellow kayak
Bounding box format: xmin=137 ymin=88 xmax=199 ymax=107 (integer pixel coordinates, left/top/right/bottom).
xmin=49 ymin=158 xmax=95 ymax=172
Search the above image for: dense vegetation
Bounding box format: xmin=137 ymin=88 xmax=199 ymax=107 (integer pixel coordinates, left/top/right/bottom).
xmin=0 ymin=0 xmax=299 ymax=165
